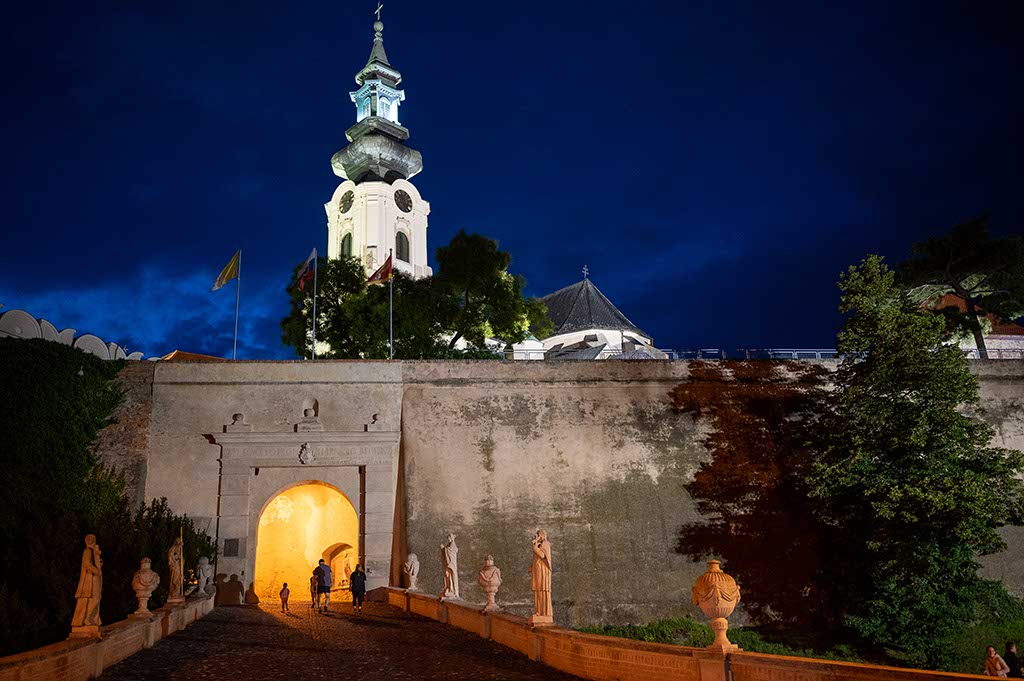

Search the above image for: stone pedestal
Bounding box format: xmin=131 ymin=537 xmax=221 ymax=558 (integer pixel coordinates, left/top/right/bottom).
xmin=527 ymin=614 xmax=553 ymax=626
xmin=69 ymin=625 xmax=101 ymax=639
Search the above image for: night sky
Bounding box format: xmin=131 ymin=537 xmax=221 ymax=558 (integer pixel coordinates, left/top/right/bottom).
xmin=2 ymin=1 xmax=1022 ymax=359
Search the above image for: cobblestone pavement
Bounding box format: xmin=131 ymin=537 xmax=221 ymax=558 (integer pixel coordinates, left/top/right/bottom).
xmin=102 ymin=600 xmax=583 ymax=680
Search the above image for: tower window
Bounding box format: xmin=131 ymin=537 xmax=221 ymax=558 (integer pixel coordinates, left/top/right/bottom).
xmin=341 ymin=232 xmax=353 ymax=258
xmin=379 ymin=98 xmax=390 ymax=120
xmin=396 ymin=231 xmax=410 ymax=262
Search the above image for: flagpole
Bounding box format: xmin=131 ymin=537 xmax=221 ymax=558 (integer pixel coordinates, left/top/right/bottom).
xmin=311 ymin=252 xmax=318 ymax=360
xmin=233 ymin=249 xmax=241 ymax=360
xmin=389 ymin=248 xmax=394 ymax=361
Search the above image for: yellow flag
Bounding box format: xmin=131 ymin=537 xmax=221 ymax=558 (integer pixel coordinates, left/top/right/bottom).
xmin=211 ymin=251 xmax=240 ymax=291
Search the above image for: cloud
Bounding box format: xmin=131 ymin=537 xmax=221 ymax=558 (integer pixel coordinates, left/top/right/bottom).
xmin=0 ymin=266 xmax=291 ymax=359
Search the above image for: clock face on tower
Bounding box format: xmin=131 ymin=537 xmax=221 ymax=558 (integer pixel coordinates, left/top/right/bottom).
xmin=339 ymin=191 xmax=354 ymax=214
xmin=394 ymin=189 xmax=413 ymax=213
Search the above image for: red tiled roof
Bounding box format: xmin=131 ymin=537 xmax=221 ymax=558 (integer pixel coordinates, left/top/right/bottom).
xmin=928 ymin=294 xmax=1024 ymax=336
xmin=160 ymin=350 xmax=227 ymax=362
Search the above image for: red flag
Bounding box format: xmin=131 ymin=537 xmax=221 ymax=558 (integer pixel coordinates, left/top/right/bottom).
xmin=367 ymin=255 xmax=393 ymax=286
xmin=296 ymin=248 xmax=316 ymax=291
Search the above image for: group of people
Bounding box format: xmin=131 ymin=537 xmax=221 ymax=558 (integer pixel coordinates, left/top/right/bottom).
xmin=277 ymin=558 xmax=367 ymax=615
xmin=986 ymin=642 xmax=1023 ymax=677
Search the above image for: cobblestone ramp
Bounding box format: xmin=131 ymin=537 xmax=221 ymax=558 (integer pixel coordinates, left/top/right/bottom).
xmin=101 ymin=601 xmax=583 ymax=680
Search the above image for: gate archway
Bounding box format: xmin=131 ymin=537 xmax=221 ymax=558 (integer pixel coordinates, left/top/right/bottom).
xmin=254 ymin=481 xmax=359 ymax=601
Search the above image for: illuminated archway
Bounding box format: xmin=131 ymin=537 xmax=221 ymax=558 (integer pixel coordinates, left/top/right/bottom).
xmin=254 ymin=482 xmax=359 ymax=601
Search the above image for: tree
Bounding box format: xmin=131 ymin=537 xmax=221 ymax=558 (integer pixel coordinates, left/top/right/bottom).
xmin=810 ymin=255 xmax=1024 ymax=667
xmin=280 ymin=231 xmax=552 ymax=359
xmin=436 ymin=230 xmax=553 ymax=349
xmin=899 ymin=216 xmax=1024 ymax=357
xmin=281 ymin=256 xmax=367 ymax=359
xmin=672 ymin=361 xmax=838 ymax=640
xmin=0 ymin=339 xmax=214 ymax=655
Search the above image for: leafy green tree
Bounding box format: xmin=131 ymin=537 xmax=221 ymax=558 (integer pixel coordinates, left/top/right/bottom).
xmin=899 ymin=216 xmax=1024 ymax=357
xmin=281 ymin=231 xmax=552 ymax=358
xmin=281 ymin=256 xmax=367 ymax=359
xmin=811 ymin=255 xmax=1024 ymax=667
xmin=0 ymin=338 xmax=214 ymax=655
xmin=435 ymin=230 xmax=552 ymax=349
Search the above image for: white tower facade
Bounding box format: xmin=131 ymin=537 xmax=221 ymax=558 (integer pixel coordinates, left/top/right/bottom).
xmin=326 ymin=178 xmax=431 ymax=278
xmin=325 ymin=17 xmax=432 ymax=278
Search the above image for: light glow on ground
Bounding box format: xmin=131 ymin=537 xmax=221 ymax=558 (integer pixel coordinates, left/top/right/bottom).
xmin=254 ymin=483 xmax=358 ymax=601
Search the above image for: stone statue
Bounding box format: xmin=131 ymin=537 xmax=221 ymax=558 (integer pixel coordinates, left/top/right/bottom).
xmin=167 ymin=534 xmax=185 ymax=604
xmin=439 ymin=534 xmax=459 ymax=599
xmin=528 ymin=529 xmax=553 ymax=625
xmin=342 ymin=558 xmax=353 ymax=586
xmin=131 ymin=558 xmax=160 ymax=617
xmin=477 ymin=554 xmax=502 ymax=612
xmin=196 ymin=556 xmax=214 ymax=595
xmin=692 ymin=560 xmax=742 ymax=652
xmin=402 ymin=553 xmax=420 ymax=591
xmin=70 ymin=534 xmax=103 ymax=637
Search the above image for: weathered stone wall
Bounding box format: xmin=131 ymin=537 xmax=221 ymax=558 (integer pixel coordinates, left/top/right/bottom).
xmin=93 ymin=361 xmax=156 ymax=507
xmin=399 ymin=360 xmax=1024 ymax=627
xmin=116 ymin=359 xmax=1024 ymax=628
xmin=400 ymin=361 xmax=709 ymax=627
xmin=973 ymin=361 xmax=1024 ymax=588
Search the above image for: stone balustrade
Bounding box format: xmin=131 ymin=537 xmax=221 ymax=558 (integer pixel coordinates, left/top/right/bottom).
xmin=0 ymin=594 xmax=214 ymax=681
xmin=380 ymin=586 xmax=991 ymax=681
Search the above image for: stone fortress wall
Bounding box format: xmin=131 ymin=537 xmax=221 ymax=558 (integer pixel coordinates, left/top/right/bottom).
xmin=105 ymin=359 xmax=1024 ymax=627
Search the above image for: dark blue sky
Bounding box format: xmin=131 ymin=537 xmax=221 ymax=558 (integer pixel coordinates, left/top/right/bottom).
xmin=2 ymin=1 xmax=1021 ymax=358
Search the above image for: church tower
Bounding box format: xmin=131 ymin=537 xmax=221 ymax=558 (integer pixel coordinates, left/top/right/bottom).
xmin=325 ymin=14 xmax=432 ymax=278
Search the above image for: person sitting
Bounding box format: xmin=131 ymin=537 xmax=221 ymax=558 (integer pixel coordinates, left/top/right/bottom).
xmin=1005 ymin=642 xmax=1022 ymax=678
xmin=987 ymin=645 xmax=1010 ymax=677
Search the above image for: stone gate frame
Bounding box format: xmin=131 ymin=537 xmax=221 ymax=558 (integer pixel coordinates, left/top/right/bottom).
xmin=209 ymin=426 xmax=399 ymax=595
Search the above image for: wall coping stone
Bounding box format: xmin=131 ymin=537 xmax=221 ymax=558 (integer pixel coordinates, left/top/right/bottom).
xmin=0 ymin=594 xmax=215 ymax=681
xmin=383 ymin=587 xmax=992 ymax=681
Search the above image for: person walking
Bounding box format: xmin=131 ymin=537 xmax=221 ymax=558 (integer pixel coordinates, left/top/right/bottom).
xmin=986 ymin=645 xmax=1010 ymax=677
xmin=1005 ymin=642 xmax=1022 ymax=678
xmin=279 ymin=583 xmax=290 ymax=613
xmin=313 ymin=559 xmax=333 ymax=613
xmin=309 ymin=575 xmax=317 ymax=609
xmin=350 ymin=564 xmax=367 ymax=615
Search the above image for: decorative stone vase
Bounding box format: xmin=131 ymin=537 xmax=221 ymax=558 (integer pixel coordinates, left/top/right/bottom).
xmin=476 ymin=555 xmax=502 ymax=612
xmin=131 ymin=558 xmax=160 ymax=617
xmin=691 ymin=560 xmax=741 ymax=652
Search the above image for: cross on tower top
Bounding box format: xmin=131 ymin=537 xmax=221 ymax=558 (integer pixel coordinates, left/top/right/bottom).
xmin=375 ymin=2 xmax=383 ymax=21
xmin=582 ymin=265 xmax=589 ymax=279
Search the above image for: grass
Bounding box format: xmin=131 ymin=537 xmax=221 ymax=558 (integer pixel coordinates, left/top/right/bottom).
xmin=577 ymin=617 xmax=861 ymax=663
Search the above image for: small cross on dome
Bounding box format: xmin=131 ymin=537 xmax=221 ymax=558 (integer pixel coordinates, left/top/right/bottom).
xmin=582 ymin=265 xmax=589 ymax=279
xmin=375 ymin=2 xmax=383 ymax=21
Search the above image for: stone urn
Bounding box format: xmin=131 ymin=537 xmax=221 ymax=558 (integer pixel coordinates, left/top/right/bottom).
xmin=691 ymin=560 xmax=741 ymax=652
xmin=476 ymin=555 xmax=502 ymax=612
xmin=131 ymin=558 xmax=160 ymax=617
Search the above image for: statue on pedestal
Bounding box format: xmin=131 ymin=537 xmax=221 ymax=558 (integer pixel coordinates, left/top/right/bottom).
xmin=439 ymin=534 xmax=459 ymax=599
xmin=528 ymin=529 xmax=553 ymax=626
xmin=70 ymin=534 xmax=103 ymax=638
xmin=477 ymin=554 xmax=502 ymax=612
xmin=402 ymin=553 xmax=420 ymax=591
xmin=196 ymin=556 xmax=214 ymax=596
xmin=167 ymin=534 xmax=185 ymax=604
xmin=131 ymin=558 xmax=160 ymax=617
